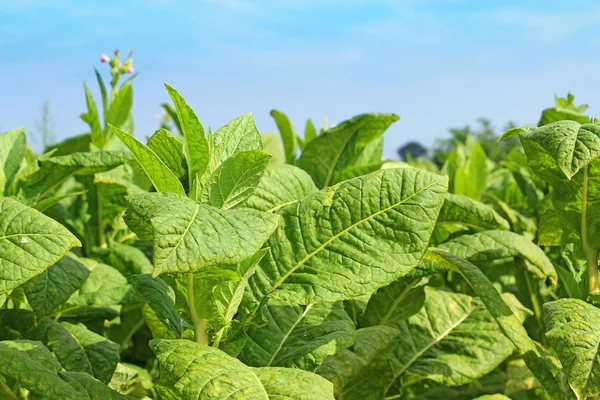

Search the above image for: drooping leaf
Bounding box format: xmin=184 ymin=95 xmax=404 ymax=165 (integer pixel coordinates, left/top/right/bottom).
xmin=544 ymin=299 xmax=600 ymax=400
xmin=111 ymin=125 xmax=186 ymax=195
xmin=246 ymin=164 xmax=318 ymax=212
xmin=62 ymin=322 xmax=120 ymax=384
xmin=150 ymin=339 xmax=334 ymax=399
xmin=60 ymin=371 xmax=131 ymax=400
xmin=131 ymin=274 xmax=182 ymax=338
xmin=296 ymin=113 xmax=399 ymax=188
xmin=437 ymin=193 xmax=509 ymax=231
xmin=201 ymin=150 xmax=271 ymax=209
xmin=270 ymin=109 xmax=296 ymax=164
xmin=239 ymin=301 xmax=354 ymax=371
xmin=147 ymin=128 xmax=187 ymax=179
xmin=249 ymin=168 xmax=447 ymax=304
xmin=0 ymin=197 xmax=81 ymax=296
xmin=23 ymin=253 xmax=90 ymax=318
xmin=124 ymin=192 xmax=278 ymax=276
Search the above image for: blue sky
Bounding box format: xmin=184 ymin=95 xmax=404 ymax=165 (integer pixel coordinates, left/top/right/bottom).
xmin=1 ymin=0 xmax=600 ymax=158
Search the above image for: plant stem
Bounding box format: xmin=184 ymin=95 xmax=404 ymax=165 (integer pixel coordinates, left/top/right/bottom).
xmin=0 ymin=380 xmax=17 ymax=400
xmin=187 ymin=272 xmax=208 ymax=345
xmin=212 ymin=327 xmax=225 ymax=349
xmin=582 ymin=164 xmax=599 ymax=293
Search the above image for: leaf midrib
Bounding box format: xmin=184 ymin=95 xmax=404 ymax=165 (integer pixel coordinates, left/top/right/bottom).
xmin=267 ymin=303 xmax=314 ymax=366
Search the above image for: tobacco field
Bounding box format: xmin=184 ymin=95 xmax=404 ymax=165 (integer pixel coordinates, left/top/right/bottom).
xmin=1 ymin=53 xmax=600 ymax=400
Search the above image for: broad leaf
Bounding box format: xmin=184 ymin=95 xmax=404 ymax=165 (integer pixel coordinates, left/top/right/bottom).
xmin=105 ymin=82 xmax=133 ymax=131
xmin=132 ymin=274 xmax=182 ymax=338
xmin=246 ymin=164 xmax=318 ymax=212
xmin=112 ymin=125 xmax=186 ymax=195
xmin=296 ymin=113 xmax=399 ymax=188
xmin=201 ymin=150 xmax=271 ymax=209
xmin=150 ymin=339 xmax=334 ymax=399
xmin=544 ymin=299 xmax=600 ymax=400
xmin=0 ymin=197 xmax=81 ymax=296
xmin=239 ymin=301 xmax=354 ymax=371
xmin=23 ymin=253 xmax=90 ymax=318
xmin=60 ymin=371 xmax=131 ymax=400
xmin=249 ymin=168 xmax=447 ymax=304
xmin=124 ymin=192 xmax=278 ymax=276
xmin=147 ymin=128 xmax=187 ymax=179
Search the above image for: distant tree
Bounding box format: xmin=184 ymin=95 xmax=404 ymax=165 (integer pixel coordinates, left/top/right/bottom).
xmin=397 ymin=141 xmax=427 ymax=161
xmin=34 ymin=100 xmax=56 ymax=151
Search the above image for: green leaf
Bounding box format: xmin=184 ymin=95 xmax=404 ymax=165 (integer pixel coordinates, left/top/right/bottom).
xmin=246 ymin=164 xmax=318 ymax=212
xmin=164 ymin=83 xmax=210 ymax=192
xmin=0 ymin=127 xmax=26 ymax=195
xmin=317 ymin=288 xmax=514 ymax=399
xmin=438 ymin=230 xmax=557 ymax=283
xmin=423 ymin=249 xmax=574 ymax=400
xmin=150 ymin=339 xmax=334 ymax=399
xmin=538 ymin=207 xmax=563 ymax=247
xmin=62 ymin=322 xmax=120 ymax=384
xmin=111 ymin=125 xmax=186 ymax=195
xmin=30 ymin=317 xmax=93 ymax=375
xmin=270 ymin=110 xmax=296 ymax=164
xmin=201 ymin=150 xmax=271 ymax=209
xmin=81 ymin=82 xmax=104 ymax=149
xmin=147 ymin=128 xmax=187 ymax=179
xmin=249 ymin=168 xmax=447 ymax=304
xmin=60 ymin=371 xmax=131 ymax=400
xmin=91 ymin=243 xmax=153 ymax=278
xmin=261 ymin=133 xmax=285 ymax=167
xmin=296 ymin=113 xmax=399 ymax=188
xmin=544 ymin=299 xmax=600 ymax=400
xmin=0 ymin=197 xmax=81 ymax=296
xmin=31 ymin=190 xmax=87 ymax=212
xmin=131 ymin=274 xmax=182 ymax=338
xmin=555 ymin=263 xmax=585 ymax=300
xmin=358 ymin=276 xmax=426 ymax=327
xmin=67 ymin=258 xmax=136 ymax=307
xmin=239 ymin=301 xmax=354 ymax=371
xmin=304 ymin=119 xmax=317 ymax=143
xmin=498 ymin=125 xmax=536 ymax=142
xmin=105 ymin=83 xmax=133 ymax=131
xmin=0 ymin=309 xmax=34 ymax=340
xmin=0 ymin=340 xmax=85 ymax=399
xmin=124 ymin=192 xmax=278 ymax=275
xmin=437 ymin=193 xmax=509 ymax=231
xmin=94 ymin=68 xmax=108 ymax=114
xmin=539 ymin=106 xmax=590 ymax=127
xmin=453 ymin=141 xmax=489 ymax=200
xmin=23 ymin=253 xmax=90 ymax=318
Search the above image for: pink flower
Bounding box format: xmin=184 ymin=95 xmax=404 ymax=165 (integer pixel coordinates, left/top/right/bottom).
xmin=100 ymin=53 xmax=110 ymax=63
xmin=127 ymin=65 xmax=135 ymax=74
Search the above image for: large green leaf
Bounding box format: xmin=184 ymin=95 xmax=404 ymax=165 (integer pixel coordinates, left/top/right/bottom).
xmin=124 ymin=192 xmax=278 ymax=276
xmin=23 ymin=253 xmax=90 ymax=318
xmin=150 ymin=339 xmax=334 ymax=399
xmin=201 ymin=150 xmax=271 ymax=209
xmin=0 ymin=340 xmax=86 ymax=399
xmin=0 ymin=198 xmax=81 ymax=296
xmin=30 ymin=317 xmax=93 ymax=375
xmin=131 ymin=274 xmax=182 ymax=338
xmin=0 ymin=127 xmax=26 ymax=195
xmin=248 ymin=168 xmax=447 ymax=304
xmin=164 ymin=83 xmax=210 ymax=192
xmin=317 ymin=288 xmax=514 ymax=399
xmin=246 ymin=164 xmax=318 ymax=212
xmin=60 ymin=371 xmax=131 ymax=400
xmin=544 ymin=299 xmax=600 ymax=400
xmin=437 ymin=193 xmax=509 ymax=231
xmin=270 ymin=109 xmax=296 ymax=164
xmin=296 ymin=113 xmax=399 ymax=188
xmin=147 ymin=128 xmax=187 ymax=179
xmin=239 ymin=301 xmax=354 ymax=371
xmin=211 ymin=114 xmax=263 ymax=166
xmin=111 ymin=125 xmax=186 ymax=195
xmin=62 ymin=322 xmax=120 ymax=384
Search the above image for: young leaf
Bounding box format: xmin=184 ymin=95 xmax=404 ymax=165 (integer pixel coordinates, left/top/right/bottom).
xmin=111 ymin=125 xmax=186 ymax=195
xmin=304 ymin=118 xmax=317 ymax=143
xmin=0 ymin=127 xmax=26 ymax=195
xmin=147 ymin=128 xmax=187 ymax=179
xmin=105 ymin=82 xmax=133 ymax=130
xmin=201 ymin=150 xmax=271 ymax=209
xmin=270 ymin=109 xmax=296 ymax=164
xmin=261 ymin=133 xmax=286 ymax=167
xmin=246 ymin=164 xmax=318 ymax=212
xmin=544 ymin=298 xmax=600 ymax=400
xmin=248 ymin=168 xmax=447 ymax=304
xmin=150 ymin=339 xmax=335 ymax=399
xmin=164 ymin=83 xmax=210 ymax=190
xmin=131 ymin=274 xmax=182 ymax=338
xmin=239 ymin=301 xmax=354 ymax=371
xmin=62 ymin=322 xmax=120 ymax=384
xmin=23 ymin=253 xmax=90 ymax=318
xmin=0 ymin=197 xmax=81 ymax=297
xmin=81 ymin=82 xmax=104 ymax=149
xmin=296 ymin=113 xmax=399 ymax=188
xmin=94 ymin=67 xmax=108 ymax=114
xmin=124 ymin=192 xmax=278 ymax=275
xmin=0 ymin=340 xmax=86 ymax=399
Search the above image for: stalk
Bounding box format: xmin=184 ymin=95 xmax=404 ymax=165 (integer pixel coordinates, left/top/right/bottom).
xmin=187 ymin=272 xmax=208 ymax=345
xmin=581 ymin=164 xmax=599 ymax=293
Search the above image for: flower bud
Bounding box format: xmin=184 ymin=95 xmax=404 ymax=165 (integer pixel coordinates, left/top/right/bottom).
xmin=100 ymin=53 xmax=110 ymax=63
xmin=127 ymin=65 xmax=135 ymax=74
